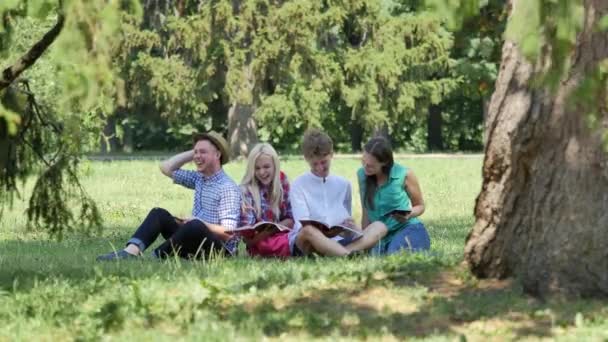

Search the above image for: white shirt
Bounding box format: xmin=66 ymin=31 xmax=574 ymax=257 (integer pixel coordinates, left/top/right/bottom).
xmin=289 ymin=171 xmax=352 ymax=231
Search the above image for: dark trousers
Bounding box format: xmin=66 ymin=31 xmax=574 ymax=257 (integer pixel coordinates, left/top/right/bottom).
xmin=127 ymin=207 xmax=228 ymax=259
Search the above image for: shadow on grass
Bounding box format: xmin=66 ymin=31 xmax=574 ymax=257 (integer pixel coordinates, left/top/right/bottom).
xmin=0 ymin=227 xmax=155 ymax=291
xmin=1 ymin=222 xmax=606 ymax=340
xmin=218 ymin=262 xmax=607 ymax=340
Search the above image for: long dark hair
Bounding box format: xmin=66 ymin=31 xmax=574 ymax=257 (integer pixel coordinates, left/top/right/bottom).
xmin=364 ymin=137 xmax=394 ymax=210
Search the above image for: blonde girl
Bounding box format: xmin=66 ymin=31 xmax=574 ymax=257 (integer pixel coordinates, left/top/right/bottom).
xmin=239 ymin=143 xmax=294 ymax=257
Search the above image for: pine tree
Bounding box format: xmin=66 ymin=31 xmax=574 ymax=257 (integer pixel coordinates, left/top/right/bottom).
xmin=1 ymin=1 xmax=141 ymax=237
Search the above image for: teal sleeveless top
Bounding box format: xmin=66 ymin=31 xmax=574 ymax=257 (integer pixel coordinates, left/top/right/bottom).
xmin=357 ymin=163 xmax=420 ymax=249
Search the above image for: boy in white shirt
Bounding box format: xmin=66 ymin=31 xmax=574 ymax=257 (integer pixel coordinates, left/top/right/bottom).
xmin=289 ymin=129 xmax=387 ymax=256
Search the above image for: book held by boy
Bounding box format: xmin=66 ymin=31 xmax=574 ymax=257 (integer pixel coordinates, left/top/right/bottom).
xmin=299 ymin=219 xmax=363 ymax=239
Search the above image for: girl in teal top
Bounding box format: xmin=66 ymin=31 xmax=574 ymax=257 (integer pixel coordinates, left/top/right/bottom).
xmin=357 ymin=137 xmax=430 ymax=254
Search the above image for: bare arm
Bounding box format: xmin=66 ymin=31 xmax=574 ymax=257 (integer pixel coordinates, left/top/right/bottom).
xmin=159 ymin=150 xmax=194 ymax=178
xmin=404 ymin=170 xmax=425 ymax=219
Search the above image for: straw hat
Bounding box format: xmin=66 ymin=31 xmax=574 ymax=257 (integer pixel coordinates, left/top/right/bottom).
xmin=195 ymin=131 xmax=230 ymax=165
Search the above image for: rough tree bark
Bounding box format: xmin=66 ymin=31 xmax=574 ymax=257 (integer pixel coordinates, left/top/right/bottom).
xmin=227 ymin=98 xmax=258 ymax=158
xmin=226 ymin=0 xmax=259 ymax=159
xmin=464 ymin=0 xmax=608 ymax=297
xmin=227 ymin=60 xmax=258 ymax=158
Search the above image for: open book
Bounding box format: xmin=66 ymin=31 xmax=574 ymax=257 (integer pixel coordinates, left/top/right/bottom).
xmin=382 ymin=208 xmax=411 ymax=218
xmin=299 ymin=220 xmax=363 ymax=239
xmin=230 ymin=221 xmax=292 ymax=234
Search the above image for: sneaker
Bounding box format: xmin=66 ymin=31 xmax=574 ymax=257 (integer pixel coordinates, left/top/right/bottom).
xmin=96 ymin=249 xmax=139 ymax=261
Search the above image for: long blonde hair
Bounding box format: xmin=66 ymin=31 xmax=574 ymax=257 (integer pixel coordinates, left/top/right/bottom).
xmin=240 ymin=143 xmax=283 ymax=220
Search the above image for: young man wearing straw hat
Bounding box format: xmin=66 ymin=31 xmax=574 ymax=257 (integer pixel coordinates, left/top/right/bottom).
xmin=97 ymin=131 xmax=242 ymax=261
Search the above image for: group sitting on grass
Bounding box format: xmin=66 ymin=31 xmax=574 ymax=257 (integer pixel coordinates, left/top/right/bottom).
xmin=97 ymin=128 xmax=430 ymax=261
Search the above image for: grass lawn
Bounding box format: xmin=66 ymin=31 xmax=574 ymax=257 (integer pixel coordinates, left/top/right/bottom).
xmin=1 ymin=156 xmax=607 ymax=341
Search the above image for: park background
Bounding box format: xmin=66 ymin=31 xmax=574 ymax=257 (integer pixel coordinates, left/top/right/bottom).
xmin=2 ymin=0 xmax=608 ymax=340
xmin=2 ymin=0 xmax=503 ymax=157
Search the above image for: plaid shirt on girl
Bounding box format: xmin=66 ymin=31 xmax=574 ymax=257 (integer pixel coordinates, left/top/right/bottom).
xmin=240 ymin=171 xmax=293 ymax=227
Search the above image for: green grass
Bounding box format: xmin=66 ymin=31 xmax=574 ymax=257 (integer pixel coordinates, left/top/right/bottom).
xmin=1 ymin=156 xmax=608 ymax=341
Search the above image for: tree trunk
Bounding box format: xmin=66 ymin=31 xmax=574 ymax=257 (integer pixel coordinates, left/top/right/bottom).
xmin=226 ymin=11 xmax=259 ymax=158
xmin=427 ymin=104 xmax=443 ymax=151
xmin=482 ymin=97 xmax=490 ymax=144
xmin=122 ymin=124 xmax=134 ymax=153
xmin=373 ymin=124 xmax=389 ymax=140
xmin=350 ymin=119 xmax=364 ymax=152
xmin=227 ymin=58 xmax=258 ymax=158
xmin=464 ymin=0 xmax=608 ymax=297
xmin=142 ymin=0 xmax=174 ymax=30
xmin=227 ymin=100 xmax=258 ymax=158
xmin=100 ymin=115 xmax=121 ymax=153
xmin=209 ymin=95 xmax=228 ymax=133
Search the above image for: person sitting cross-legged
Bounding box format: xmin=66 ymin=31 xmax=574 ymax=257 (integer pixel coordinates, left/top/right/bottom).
xmin=288 ymin=129 xmax=388 ymax=257
xmin=358 ymin=136 xmax=431 ymax=254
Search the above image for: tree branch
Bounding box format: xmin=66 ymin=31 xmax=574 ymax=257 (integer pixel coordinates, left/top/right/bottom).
xmin=0 ymin=14 xmax=65 ymax=91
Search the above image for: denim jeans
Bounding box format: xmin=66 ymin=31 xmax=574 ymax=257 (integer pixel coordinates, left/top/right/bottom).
xmin=373 ymin=222 xmax=430 ymax=255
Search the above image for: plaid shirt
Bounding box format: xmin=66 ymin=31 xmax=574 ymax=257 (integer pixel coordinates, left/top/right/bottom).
xmin=173 ymin=168 xmax=241 ymax=254
xmin=240 ymin=171 xmax=293 ymax=227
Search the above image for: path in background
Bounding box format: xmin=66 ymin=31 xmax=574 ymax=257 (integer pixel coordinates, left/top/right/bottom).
xmin=87 ymin=153 xmax=484 ymax=161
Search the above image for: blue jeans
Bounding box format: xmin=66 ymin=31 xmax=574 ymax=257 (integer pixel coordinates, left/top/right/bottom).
xmin=373 ymin=222 xmax=430 ymax=255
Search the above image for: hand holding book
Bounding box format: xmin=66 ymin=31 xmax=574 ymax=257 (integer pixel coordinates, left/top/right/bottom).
xmin=341 ymin=218 xmax=357 ymax=229
xmin=383 ymin=209 xmax=412 ymax=222
xmin=231 ymin=221 xmax=291 ymax=234
xmin=299 ymin=219 xmax=363 ymax=239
